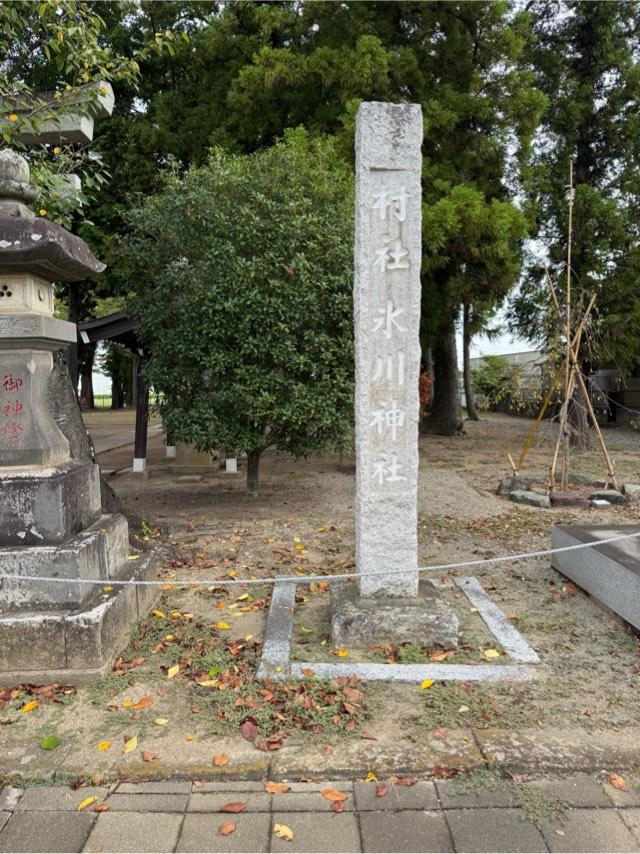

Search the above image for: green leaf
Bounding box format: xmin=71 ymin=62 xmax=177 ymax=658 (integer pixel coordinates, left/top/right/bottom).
xmin=40 ymin=735 xmax=61 ymax=750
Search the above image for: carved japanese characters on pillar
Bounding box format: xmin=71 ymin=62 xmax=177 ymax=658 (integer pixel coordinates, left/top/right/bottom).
xmin=355 ymin=102 xmax=423 ymax=598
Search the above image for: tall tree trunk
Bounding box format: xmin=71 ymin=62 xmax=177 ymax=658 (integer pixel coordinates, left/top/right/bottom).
xmin=424 ymin=322 xmax=463 ymax=436
xmin=462 ymin=301 xmax=480 ymax=421
xmin=111 ymin=379 xmax=123 ymax=409
xmin=78 ymin=342 xmax=96 ymax=410
xmin=246 ymin=448 xmax=262 ymax=497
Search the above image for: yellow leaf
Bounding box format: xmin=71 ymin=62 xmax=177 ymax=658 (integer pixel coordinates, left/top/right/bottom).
xmin=458 ymin=705 xmax=469 ymax=713
xmin=123 ymin=736 xmax=137 ymax=753
xmin=38 ymin=209 xmax=47 ymax=216
xmin=21 ymin=700 xmax=39 ymax=713
xmin=8 ymin=113 xmax=18 ymax=122
xmin=228 ymin=570 xmax=237 ymax=578
xmin=167 ymin=665 xmax=180 ymax=678
xmin=294 ymin=543 xmax=305 ymax=551
xmin=161 ymin=583 xmax=175 ymax=590
xmin=555 ymin=829 xmax=566 ymax=836
xmin=186 ymin=734 xmax=196 ymax=742
xmin=245 ymin=634 xmax=254 ymax=641
xmin=103 ymin=586 xmax=113 ymax=593
xmin=152 ymin=610 xmax=166 ymax=618
xmin=122 ymin=700 xmax=134 ymax=708
xmin=196 ymin=679 xmax=219 ymax=687
xmin=154 ymin=718 xmax=169 ymax=726
xmin=236 ymin=593 xmax=249 ymax=601
xmin=97 ymin=741 xmax=111 ymax=751
xmin=127 ymin=555 xmax=140 ymax=561
xmin=337 ymin=648 xmax=349 ymax=657
xmin=470 ymin=607 xmax=479 ymax=613
xmin=273 ymin=823 xmax=294 ymax=841
xmin=165 ymin=634 xmax=174 ymax=641
xmin=421 ymin=679 xmax=434 ymax=690
xmin=483 ymin=649 xmax=500 ymax=660
xmin=365 ymin=771 xmax=378 ymax=782
xmin=317 ymin=527 xmax=327 ymax=532
xmin=77 ymin=796 xmax=98 ymax=811
xmin=215 ymin=622 xmax=231 ymax=630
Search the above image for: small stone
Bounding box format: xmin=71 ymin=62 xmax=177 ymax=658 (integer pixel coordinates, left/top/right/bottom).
xmin=569 ymin=473 xmax=593 ymax=486
xmin=590 ymin=498 xmax=611 ymax=508
xmin=549 ymin=491 xmax=588 ymax=508
xmin=175 ymin=475 xmax=203 ymax=483
xmin=589 ymin=489 xmax=629 ymax=506
xmin=509 ymin=490 xmax=550 ymax=508
xmin=622 ymin=483 xmax=640 ymax=498
xmin=497 ymin=475 xmax=534 ymax=496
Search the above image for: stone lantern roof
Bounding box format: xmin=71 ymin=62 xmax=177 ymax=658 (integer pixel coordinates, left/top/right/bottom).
xmin=0 ymin=148 xmax=105 ymax=282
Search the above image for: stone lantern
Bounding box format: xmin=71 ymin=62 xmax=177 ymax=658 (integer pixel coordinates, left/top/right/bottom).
xmin=0 ymin=149 xmax=156 ymax=684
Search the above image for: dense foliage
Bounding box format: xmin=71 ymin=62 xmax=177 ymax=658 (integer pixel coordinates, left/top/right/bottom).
xmin=120 ymin=131 xmax=354 ymax=495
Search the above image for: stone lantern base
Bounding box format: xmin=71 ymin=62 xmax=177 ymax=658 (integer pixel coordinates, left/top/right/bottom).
xmin=0 ymin=512 xmax=158 ymax=684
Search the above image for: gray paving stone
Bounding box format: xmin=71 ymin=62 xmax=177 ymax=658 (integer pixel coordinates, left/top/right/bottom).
xmin=188 ymin=792 xmax=271 ymax=812
xmin=15 ymin=787 xmax=108 ymax=811
xmin=540 ymin=808 xmax=638 ymax=853
xmin=116 ymin=781 xmax=192 ymax=795
xmin=618 ymin=808 xmax=640 ymax=844
xmin=271 ymin=811 xmax=361 ymax=853
xmin=435 ymin=778 xmax=516 ymax=809
xmin=271 ymin=791 xmax=354 ymax=812
xmin=106 ymin=793 xmax=189 ymax=812
xmin=446 ymin=808 xmax=546 ymax=853
xmin=0 ymin=787 xmax=22 ymax=811
xmin=192 ymin=782 xmax=265 ymax=793
xmin=522 ymin=775 xmax=611 ymax=807
xmin=83 ymin=811 xmax=182 ymax=853
xmin=285 ymin=780 xmax=354 ymax=793
xmin=0 ymin=811 xmax=95 ymax=852
xmin=177 ymin=813 xmax=270 ymax=852
xmin=355 ymin=781 xmax=438 ymax=811
xmin=0 ymin=816 xmax=8 ymax=834
xmin=359 ymin=810 xmax=452 ymax=853
xmin=602 ymin=774 xmax=640 ymax=806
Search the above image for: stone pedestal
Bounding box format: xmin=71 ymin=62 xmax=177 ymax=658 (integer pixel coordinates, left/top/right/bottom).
xmin=0 ymin=148 xmax=158 ymax=684
xmin=331 ymin=102 xmax=458 ymax=650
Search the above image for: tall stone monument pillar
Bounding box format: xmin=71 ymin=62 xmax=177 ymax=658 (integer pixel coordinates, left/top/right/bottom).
xmin=0 ymin=149 xmax=157 ymax=683
xmin=331 ymin=103 xmax=458 ymax=648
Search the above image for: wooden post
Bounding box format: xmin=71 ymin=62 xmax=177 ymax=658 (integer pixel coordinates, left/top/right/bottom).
xmin=133 ymin=349 xmax=149 ymax=473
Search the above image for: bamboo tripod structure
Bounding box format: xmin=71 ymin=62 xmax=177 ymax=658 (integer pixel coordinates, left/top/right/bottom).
xmin=512 ymin=162 xmax=617 ymax=492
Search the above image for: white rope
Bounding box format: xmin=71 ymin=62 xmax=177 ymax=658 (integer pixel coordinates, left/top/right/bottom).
xmin=1 ymin=530 xmax=639 ymax=589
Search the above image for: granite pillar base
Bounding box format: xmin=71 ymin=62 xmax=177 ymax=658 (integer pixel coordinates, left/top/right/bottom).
xmin=330 ymin=580 xmax=459 ymax=649
xmin=0 ymin=547 xmax=159 ymax=685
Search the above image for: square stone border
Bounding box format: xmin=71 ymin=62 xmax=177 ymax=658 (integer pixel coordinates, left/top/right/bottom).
xmin=257 ymin=576 xmax=540 ymax=683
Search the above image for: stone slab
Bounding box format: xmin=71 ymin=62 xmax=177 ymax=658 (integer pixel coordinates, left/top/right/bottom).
xmin=187 ymin=793 xmax=270 ymax=813
xmin=497 ymin=475 xmax=535 ymax=496
xmin=589 ymin=489 xmax=629 ymax=506
xmin=521 ymin=774 xmax=611 ymax=807
xmin=509 ymin=490 xmax=550 ymax=508
xmin=359 ymin=810 xmax=452 ymax=853
xmin=271 ymin=811 xmax=361 ymax=853
xmin=0 ymin=315 xmax=77 ymax=348
xmin=192 ymin=782 xmax=265 ymax=793
xmin=619 ymin=808 xmax=640 ymax=844
xmin=15 ymin=787 xmax=107 ymax=811
xmin=549 ymin=491 xmax=588 ymax=508
xmin=0 ymin=460 xmax=100 ymax=546
xmin=82 ymin=811 xmax=181 ymax=853
xmin=330 ymin=580 xmax=458 ymax=649
xmin=539 ymin=808 xmax=638 ymax=852
xmin=0 ymin=512 xmax=128 ymax=610
xmin=435 ymin=779 xmax=516 ymax=810
xmin=602 ymin=774 xmax=640 ymax=807
xmin=622 ymin=483 xmax=640 ymax=498
xmin=116 ymin=781 xmax=193 ymax=795
xmin=290 ymin=661 xmax=535 ymax=683
xmin=354 ymin=781 xmax=438 ymax=811
xmin=105 ymin=793 xmax=189 ymax=812
xmin=271 ymin=791 xmax=355 ymax=812
xmin=0 ymin=811 xmax=95 ymax=852
xmin=446 ymin=807 xmax=546 ymax=853
xmin=551 ymin=525 xmax=640 ymax=631
xmin=0 ymin=788 xmax=22 ymax=811
xmin=256 ymin=582 xmax=296 ymax=678
xmin=177 ymin=813 xmax=270 ymax=853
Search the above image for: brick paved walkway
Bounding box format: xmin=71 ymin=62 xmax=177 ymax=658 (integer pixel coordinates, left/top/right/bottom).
xmin=1 ymin=774 xmax=639 ymax=852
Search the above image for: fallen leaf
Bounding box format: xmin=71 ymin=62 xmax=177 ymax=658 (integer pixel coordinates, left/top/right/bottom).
xmin=241 ymin=717 xmax=259 ymax=742
xmin=21 ymin=700 xmax=39 ymax=714
xmin=361 ymin=731 xmax=378 ymax=741
xmin=152 ymin=610 xmax=166 ymax=618
xmin=214 ymin=754 xmax=229 ymax=766
xmin=483 ymin=649 xmax=500 ymax=660
xmin=91 ymin=803 xmax=110 ymax=813
xmin=154 ymin=718 xmax=169 ymax=726
xmin=365 ymin=771 xmax=378 ymax=782
xmin=555 ymin=829 xmax=565 ymax=837
xmin=132 ymin=695 xmax=153 ymax=710
xmin=606 ymin=772 xmax=628 ymax=791
xmin=321 ymin=788 xmax=349 ymax=802
xmin=97 ymin=741 xmax=111 ymax=751
xmin=300 ymin=668 xmax=315 ymax=677
xmin=167 ymin=665 xmax=180 ymax=678
xmin=264 ymin=782 xmax=290 ymax=794
xmin=123 ymin=736 xmax=137 ymax=753
xmin=376 ymin=783 xmax=388 ymax=798
xmin=220 ymin=802 xmax=247 ymax=813
xmin=40 ymin=735 xmax=60 ymax=750
xmin=331 ymin=800 xmax=345 ymax=813
xmin=215 ymin=622 xmax=231 ymax=630
xmin=336 ymin=649 xmax=349 ymax=657
xmin=421 ymin=679 xmax=434 ymax=690
xmin=458 ymin=705 xmax=470 ymax=713
xmin=217 ymin=822 xmax=236 ymax=836
xmin=77 ymin=796 xmax=98 ymax=811
xmin=142 ymin=751 xmax=157 ymax=762
xmin=274 ymin=823 xmax=294 ymax=841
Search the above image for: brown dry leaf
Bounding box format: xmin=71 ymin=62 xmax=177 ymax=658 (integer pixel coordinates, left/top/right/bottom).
xmin=132 ymin=695 xmax=153 ymax=710
xmin=321 ymin=788 xmax=349 ymax=802
xmin=331 ymin=800 xmax=345 ymax=813
xmin=141 ymin=751 xmax=157 ymax=762
xmin=217 ymin=822 xmax=236 ymax=836
xmin=91 ymin=803 xmax=110 ymax=813
xmin=396 ymin=777 xmax=418 ymax=786
xmin=220 ymin=802 xmax=247 ymax=813
xmin=376 ymin=783 xmax=389 ymax=798
xmin=300 ymin=668 xmax=315 ymax=677
xmin=241 ymin=717 xmax=259 ymax=742
xmin=264 ymin=782 xmax=290 ymax=794
xmin=606 ymin=772 xmax=628 ymax=792
xmin=214 ymin=754 xmax=229 ymax=767
xmin=361 ymin=731 xmax=378 ymax=741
